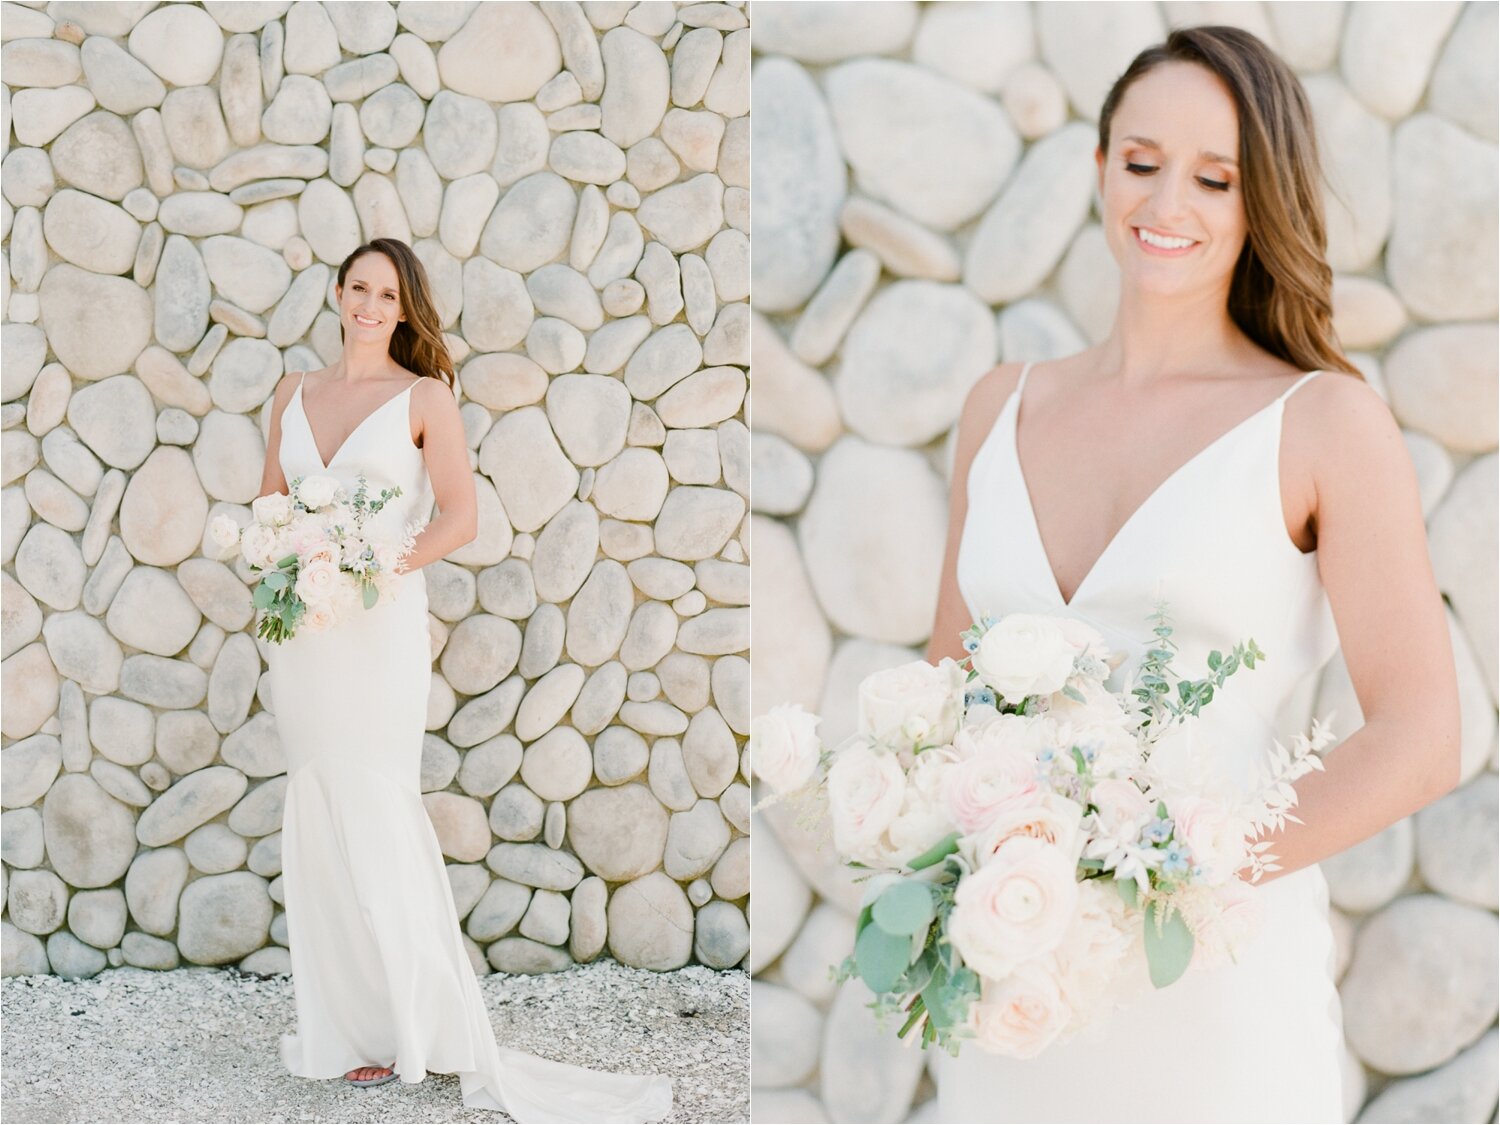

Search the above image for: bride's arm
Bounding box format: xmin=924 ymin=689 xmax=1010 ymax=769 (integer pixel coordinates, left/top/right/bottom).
xmin=925 ymin=364 xmax=1022 ymax=666
xmin=1251 ymin=374 xmax=1461 ymax=883
xmin=395 ymin=378 xmax=478 ymax=573
xmin=255 ymin=371 xmax=303 ymax=499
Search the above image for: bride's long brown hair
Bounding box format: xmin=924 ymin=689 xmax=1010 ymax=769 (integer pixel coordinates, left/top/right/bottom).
xmin=1098 ymin=26 xmax=1362 ymax=378
xmin=336 ymin=238 xmax=456 ymax=390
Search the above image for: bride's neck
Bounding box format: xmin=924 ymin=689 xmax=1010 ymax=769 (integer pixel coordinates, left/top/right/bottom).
xmin=1100 ymin=283 xmax=1248 ymax=386
xmin=338 ymin=341 xmax=399 ymax=383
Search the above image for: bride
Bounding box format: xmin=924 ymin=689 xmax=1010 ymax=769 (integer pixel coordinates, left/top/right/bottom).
xmin=254 ymin=237 xmax=672 ymax=1122
xmin=926 ymin=27 xmax=1459 ymax=1124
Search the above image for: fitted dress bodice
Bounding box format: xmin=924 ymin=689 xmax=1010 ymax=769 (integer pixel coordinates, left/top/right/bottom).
xmin=937 ymin=360 xmax=1347 ymax=1124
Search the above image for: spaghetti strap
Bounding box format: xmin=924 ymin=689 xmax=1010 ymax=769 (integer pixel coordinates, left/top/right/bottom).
xmin=1277 ymin=369 xmax=1322 ymax=403
xmin=1016 ymin=360 xmax=1034 ymax=397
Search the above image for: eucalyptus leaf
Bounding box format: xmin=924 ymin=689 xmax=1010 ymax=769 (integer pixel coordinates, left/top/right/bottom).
xmin=1143 ymin=900 xmax=1194 ymax=988
xmin=252 ymin=583 xmax=275 ymax=609
xmin=1116 ymin=879 xmax=1139 ymax=908
xmin=873 ymin=881 xmax=936 ymax=936
xmin=854 ymin=923 xmax=913 ymax=995
xmin=263 ymin=571 xmax=288 ymax=591
xmin=362 ymin=581 xmax=378 ymax=609
xmin=908 ymin=833 xmax=960 ymax=871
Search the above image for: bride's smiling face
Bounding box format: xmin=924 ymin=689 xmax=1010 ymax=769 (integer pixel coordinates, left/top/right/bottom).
xmin=1095 ymin=61 xmax=1248 ymax=300
xmin=335 ymin=251 xmax=406 ymax=346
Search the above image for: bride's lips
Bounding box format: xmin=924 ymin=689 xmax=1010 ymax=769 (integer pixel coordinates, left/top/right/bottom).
xmin=1133 ymin=225 xmax=1201 ymax=257
xmin=352 ymin=314 xmax=381 ymax=327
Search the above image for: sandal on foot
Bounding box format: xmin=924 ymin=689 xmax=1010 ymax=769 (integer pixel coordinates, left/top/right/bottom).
xmin=346 ymin=1066 xmax=398 ymax=1087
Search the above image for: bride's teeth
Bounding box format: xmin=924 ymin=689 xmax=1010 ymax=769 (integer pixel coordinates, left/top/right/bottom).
xmin=1138 ymin=228 xmax=1195 ymax=249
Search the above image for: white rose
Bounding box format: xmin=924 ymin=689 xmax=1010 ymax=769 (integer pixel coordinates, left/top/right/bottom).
xmin=1050 ymin=879 xmax=1136 ymax=1027
xmin=960 ymin=793 xmax=1084 ymax=871
xmin=209 ymin=514 xmax=242 ymax=551
xmin=971 ymin=614 xmax=1079 ymax=705
xmin=749 ymin=704 xmax=824 ymax=796
xmin=953 ymin=711 xmax=1052 ymax=760
xmin=827 ymin=741 xmax=907 ymax=865
xmin=1047 ymin=714 xmax=1143 ymax=780
xmin=1169 ymin=793 xmax=1250 ymax=883
xmin=296 ymin=474 xmax=342 ymax=510
xmin=240 ymin=523 xmax=278 ymax=569
xmin=373 ymin=542 xmax=400 ymax=574
xmin=1055 ymin=617 xmax=1111 ymax=665
xmin=857 ymin=658 xmax=965 ymax=750
xmin=948 ymin=835 xmax=1079 ymax=979
xmin=1087 ymin=778 xmax=1155 ymax=844
xmin=884 ymin=748 xmax=959 ymax=863
xmin=251 ymin=492 xmax=293 ymax=527
xmin=966 ymin=960 xmax=1073 ymax=1059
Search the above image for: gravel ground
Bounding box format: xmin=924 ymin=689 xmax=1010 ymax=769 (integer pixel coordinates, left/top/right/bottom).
xmin=1 ymin=960 xmax=748 ymax=1123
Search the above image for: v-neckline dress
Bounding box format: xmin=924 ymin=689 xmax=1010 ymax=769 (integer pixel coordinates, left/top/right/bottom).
xmin=267 ymin=373 xmax=673 ymax=1123
xmin=937 ymin=361 xmax=1346 ymax=1123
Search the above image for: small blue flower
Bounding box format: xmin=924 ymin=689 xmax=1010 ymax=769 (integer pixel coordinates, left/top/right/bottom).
xmin=1040 ymin=748 xmax=1055 ymax=763
xmin=1140 ymin=819 xmax=1174 ymax=844
xmin=981 ymin=614 xmax=995 ymax=628
xmin=1162 ymin=846 xmax=1191 ymax=874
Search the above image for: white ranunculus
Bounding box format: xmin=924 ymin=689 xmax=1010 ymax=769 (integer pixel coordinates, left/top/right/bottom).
xmin=251 ymin=492 xmax=293 ymax=527
xmin=827 ymin=740 xmax=907 ymax=864
xmin=209 ymin=514 xmax=242 ymax=551
xmin=296 ymin=474 xmax=342 ymax=510
xmin=240 ymin=523 xmax=278 ymax=569
xmin=857 ymin=658 xmax=965 ymax=750
xmin=966 ymin=960 xmax=1073 ymax=1058
xmin=971 ymin=615 xmax=1079 ymax=705
xmin=294 ymin=557 xmax=342 ymax=607
xmin=749 ymin=704 xmax=824 ymax=796
xmin=948 ymin=835 xmax=1079 ymax=979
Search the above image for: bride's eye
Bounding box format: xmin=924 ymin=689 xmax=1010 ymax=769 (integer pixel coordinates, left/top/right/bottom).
xmin=1198 ymin=177 xmax=1231 ymax=191
xmin=1125 ymin=162 xmax=1156 ymax=174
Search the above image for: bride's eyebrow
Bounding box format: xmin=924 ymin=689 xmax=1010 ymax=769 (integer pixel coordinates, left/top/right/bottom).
xmin=1122 ymin=134 xmax=1239 ymax=167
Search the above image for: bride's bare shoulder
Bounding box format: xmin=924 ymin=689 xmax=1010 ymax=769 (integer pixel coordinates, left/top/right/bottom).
xmin=954 ymin=362 xmax=1026 ymax=449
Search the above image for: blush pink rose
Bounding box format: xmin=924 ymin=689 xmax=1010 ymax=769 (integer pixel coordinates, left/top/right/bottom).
xmin=966 ymin=961 xmax=1073 ymax=1058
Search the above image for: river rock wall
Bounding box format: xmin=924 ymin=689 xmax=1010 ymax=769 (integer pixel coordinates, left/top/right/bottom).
xmin=1 ymin=0 xmax=751 ymax=981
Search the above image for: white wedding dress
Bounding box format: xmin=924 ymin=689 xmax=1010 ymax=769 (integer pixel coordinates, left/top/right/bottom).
xmin=267 ymin=372 xmax=673 ymax=1123
xmin=938 ymin=361 xmax=1345 ymax=1123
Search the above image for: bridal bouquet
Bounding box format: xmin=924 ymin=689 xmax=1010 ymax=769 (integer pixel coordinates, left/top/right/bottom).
xmin=210 ymin=473 xmax=420 ymax=644
xmin=750 ymin=606 xmax=1333 ymax=1058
